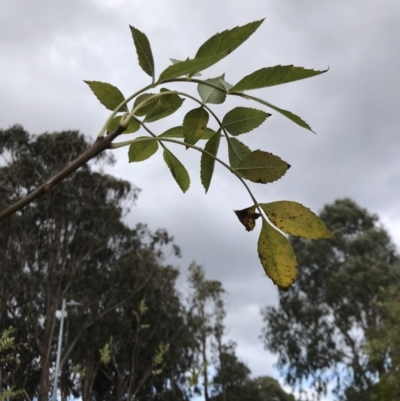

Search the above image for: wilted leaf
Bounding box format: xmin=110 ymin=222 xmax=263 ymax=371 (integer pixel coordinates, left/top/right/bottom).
xmin=130 ymin=26 xmax=155 ymax=79
xmin=260 ymin=201 xmax=334 ymax=239
xmin=107 ymin=115 xmax=140 ymax=134
xmin=234 ymin=150 xmax=290 ymax=183
xmin=159 ymin=126 xmax=215 ymax=140
xmin=163 ymin=148 xmax=190 ymax=193
xmin=158 ymin=54 xmax=223 ymax=82
xmin=231 ymin=65 xmax=327 ymax=92
xmin=195 ymin=20 xmax=264 ymax=58
xmin=128 ymin=137 xmax=158 ymax=162
xmin=222 ymin=107 xmax=270 ymax=136
xmin=234 ymin=206 xmax=260 ymax=231
xmin=84 ymin=81 xmax=128 ymax=112
xmin=200 ymin=130 xmax=221 ymax=192
xmin=183 ymin=107 xmax=209 ymax=146
xmin=227 ymin=137 xmax=251 ymax=168
xmin=197 ymin=75 xmax=227 ymax=104
xmin=145 ymin=89 xmax=184 ymax=122
xmin=258 ymin=220 xmax=297 ymax=290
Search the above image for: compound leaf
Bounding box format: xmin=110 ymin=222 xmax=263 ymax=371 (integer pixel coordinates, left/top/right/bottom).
xmin=197 ymin=75 xmax=227 ymax=104
xmin=260 ymin=201 xmax=334 ymax=239
xmin=84 ymin=81 xmax=128 ymax=112
xmin=128 ymin=137 xmax=158 ymax=162
xmin=234 ymin=150 xmax=290 ymax=183
xmin=195 ymin=20 xmax=264 ymax=59
xmin=200 ymin=129 xmax=221 ymax=192
xmin=231 ymin=65 xmax=327 ymax=92
xmin=222 ymin=107 xmax=270 ymax=136
xmin=183 ymin=107 xmax=209 ymax=146
xmin=130 ymin=26 xmax=155 ymax=79
xmin=163 ymin=148 xmax=190 ymax=193
xmin=258 ymin=220 xmax=298 ymax=290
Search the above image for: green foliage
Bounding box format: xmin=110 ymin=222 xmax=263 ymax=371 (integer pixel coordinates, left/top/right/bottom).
xmin=234 ymin=150 xmax=290 ymax=184
xmin=222 ymin=107 xmax=270 ymax=136
xmin=144 ymin=88 xmax=184 ymax=122
xmin=183 ymin=107 xmax=209 ymax=146
xmin=163 ymin=148 xmax=190 ymax=192
xmin=84 ymin=81 xmax=128 ymax=112
xmin=107 ymin=115 xmax=140 ymax=133
xmin=201 ymin=130 xmax=221 ymax=192
xmin=1 ymin=19 xmax=331 ymax=290
xmin=0 ymin=328 xmax=23 ymax=401
xmin=130 ymin=25 xmax=155 ymax=79
xmin=230 ymin=65 xmax=327 ymax=92
xmin=128 ymin=136 xmax=158 ymax=162
xmin=261 ymin=199 xmax=400 ymax=400
xmin=194 ymin=20 xmax=264 ymax=58
xmin=365 ymin=283 xmax=400 ymax=400
xmin=197 ymin=75 xmax=227 ymax=104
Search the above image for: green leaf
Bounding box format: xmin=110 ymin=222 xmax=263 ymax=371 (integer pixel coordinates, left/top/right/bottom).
xmin=163 ymin=148 xmax=190 ymax=193
xmin=84 ymin=81 xmax=128 ymax=112
xmin=183 ymin=107 xmax=209 ymax=146
xmin=159 ymin=126 xmax=215 ymax=140
xmin=197 ymin=75 xmax=227 ymax=104
xmin=158 ymin=54 xmax=224 ymax=83
xmin=107 ymin=115 xmax=140 ymax=134
xmin=234 ymin=150 xmax=290 ymax=183
xmin=258 ymin=220 xmax=298 ymax=290
xmin=200 ymin=130 xmax=221 ymax=193
xmin=260 ymin=201 xmax=334 ymax=239
xmin=230 ymin=65 xmax=327 ymax=92
xmin=128 ymin=137 xmax=158 ymax=162
xmin=222 ymin=107 xmax=270 ymax=136
xmin=130 ymin=26 xmax=155 ymax=79
xmin=195 ymin=20 xmax=264 ymax=58
xmin=234 ymin=93 xmax=315 ymax=133
xmin=227 ymin=137 xmax=251 ymax=168
xmin=145 ymin=89 xmax=184 ymax=123
xmin=170 ymin=58 xmax=201 ymax=76
xmin=133 ymin=93 xmax=158 ymax=116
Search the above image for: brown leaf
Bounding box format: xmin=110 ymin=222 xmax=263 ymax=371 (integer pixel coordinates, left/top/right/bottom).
xmin=234 ymin=206 xmax=261 ymax=231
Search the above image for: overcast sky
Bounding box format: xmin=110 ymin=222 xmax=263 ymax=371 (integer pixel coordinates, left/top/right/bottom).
xmin=1 ymin=0 xmax=399 ymax=398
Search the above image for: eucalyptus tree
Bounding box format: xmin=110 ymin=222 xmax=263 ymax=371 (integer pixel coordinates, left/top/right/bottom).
xmin=0 ymin=20 xmax=332 ymax=290
xmin=0 ymin=127 xmax=192 ymax=401
xmin=261 ymin=199 xmax=400 ymax=400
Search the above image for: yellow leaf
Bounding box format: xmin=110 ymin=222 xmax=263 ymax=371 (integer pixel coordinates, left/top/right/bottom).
xmin=260 ymin=201 xmax=333 ymax=239
xmin=257 ymin=221 xmax=297 ymax=290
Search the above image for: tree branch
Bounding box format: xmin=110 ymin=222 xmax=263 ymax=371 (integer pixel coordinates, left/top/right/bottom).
xmin=0 ymin=125 xmax=126 ymax=221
